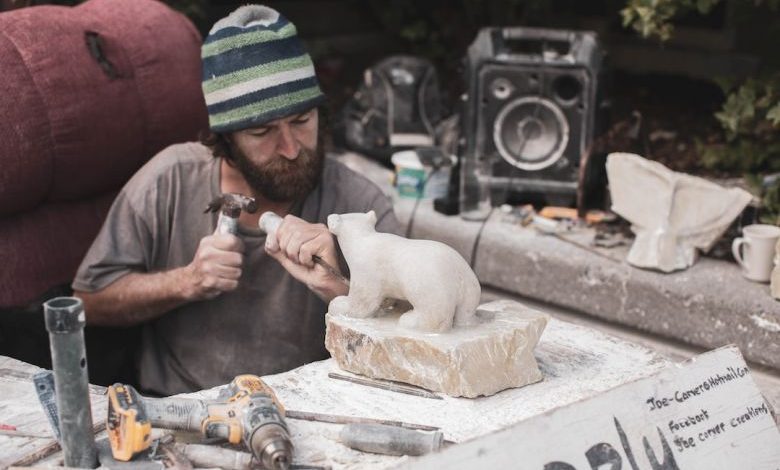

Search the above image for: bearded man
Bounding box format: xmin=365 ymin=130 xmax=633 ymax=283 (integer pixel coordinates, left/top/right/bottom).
xmin=72 ymin=5 xmax=399 ymax=396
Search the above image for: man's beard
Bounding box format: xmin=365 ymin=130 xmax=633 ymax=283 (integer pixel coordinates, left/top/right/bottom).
xmin=229 ymin=139 xmax=324 ymax=203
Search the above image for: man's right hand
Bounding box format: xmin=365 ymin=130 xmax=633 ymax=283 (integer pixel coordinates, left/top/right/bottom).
xmin=76 ymin=233 xmax=244 ymax=326
xmin=183 ymin=234 xmax=244 ymax=300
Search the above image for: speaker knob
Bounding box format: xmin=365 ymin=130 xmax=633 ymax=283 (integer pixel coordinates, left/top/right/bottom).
xmin=490 ymin=78 xmax=514 ymax=100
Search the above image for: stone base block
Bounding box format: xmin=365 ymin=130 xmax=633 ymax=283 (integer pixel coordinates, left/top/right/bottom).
xmin=324 ymin=299 xmax=549 ymax=398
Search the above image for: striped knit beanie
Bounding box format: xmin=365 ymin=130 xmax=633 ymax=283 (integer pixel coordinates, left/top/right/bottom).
xmin=201 ymin=5 xmax=325 ymax=132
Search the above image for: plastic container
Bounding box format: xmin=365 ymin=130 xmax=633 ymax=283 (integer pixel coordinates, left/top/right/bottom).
xmin=391 ymin=148 xmax=454 ymax=199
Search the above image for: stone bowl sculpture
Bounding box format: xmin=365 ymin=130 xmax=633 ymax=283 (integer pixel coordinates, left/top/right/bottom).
xmin=607 ymin=152 xmax=753 ymax=273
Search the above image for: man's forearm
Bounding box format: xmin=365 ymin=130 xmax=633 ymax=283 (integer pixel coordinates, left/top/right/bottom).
xmin=75 ymin=267 xmax=195 ymax=327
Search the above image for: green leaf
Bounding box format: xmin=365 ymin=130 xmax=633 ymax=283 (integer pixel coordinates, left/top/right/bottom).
xmin=767 ymin=103 xmax=780 ymax=126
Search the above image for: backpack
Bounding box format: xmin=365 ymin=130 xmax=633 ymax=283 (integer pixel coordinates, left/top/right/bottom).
xmin=338 ymin=55 xmax=445 ymax=165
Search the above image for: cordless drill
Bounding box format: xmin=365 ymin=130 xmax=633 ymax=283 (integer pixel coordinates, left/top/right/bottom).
xmin=107 ymin=375 xmax=293 ymax=469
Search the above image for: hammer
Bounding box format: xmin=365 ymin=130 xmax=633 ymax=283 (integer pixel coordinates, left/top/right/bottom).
xmin=205 ymin=193 xmax=258 ymax=235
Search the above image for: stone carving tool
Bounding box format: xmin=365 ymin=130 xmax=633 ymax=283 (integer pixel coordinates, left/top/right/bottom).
xmin=258 ymin=211 xmax=349 ymax=286
xmin=284 ymin=410 xmax=439 ymax=432
xmin=327 ymin=372 xmax=442 ymax=400
xmin=32 ymin=370 xmax=61 ymax=441
xmin=205 ymin=193 xmax=258 ymax=235
xmin=337 ymin=423 xmax=444 ymax=456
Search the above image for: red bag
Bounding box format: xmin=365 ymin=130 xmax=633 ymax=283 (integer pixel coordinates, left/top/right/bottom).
xmin=0 ymin=0 xmax=208 ymax=306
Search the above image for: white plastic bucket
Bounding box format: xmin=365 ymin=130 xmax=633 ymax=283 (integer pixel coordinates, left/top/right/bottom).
xmin=391 ymin=149 xmax=452 ymax=199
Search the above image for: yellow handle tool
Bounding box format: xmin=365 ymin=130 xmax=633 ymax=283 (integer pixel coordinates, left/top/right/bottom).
xmin=106 ymin=383 xmax=152 ymax=461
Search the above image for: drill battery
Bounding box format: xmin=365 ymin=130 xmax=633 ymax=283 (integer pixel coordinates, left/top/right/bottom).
xmin=106 ymin=383 xmax=152 ymax=461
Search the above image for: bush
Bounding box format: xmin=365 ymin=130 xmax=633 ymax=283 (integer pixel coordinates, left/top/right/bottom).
xmin=623 ymin=0 xmax=780 ymax=223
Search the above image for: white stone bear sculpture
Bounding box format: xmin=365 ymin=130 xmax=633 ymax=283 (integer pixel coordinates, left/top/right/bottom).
xmin=327 ymin=211 xmax=481 ymax=332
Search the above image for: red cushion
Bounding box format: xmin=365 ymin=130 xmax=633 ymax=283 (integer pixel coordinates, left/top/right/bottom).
xmin=0 ymin=193 xmax=116 ymax=307
xmin=0 ymin=0 xmax=208 ymax=306
xmin=0 ymin=0 xmax=207 ymax=213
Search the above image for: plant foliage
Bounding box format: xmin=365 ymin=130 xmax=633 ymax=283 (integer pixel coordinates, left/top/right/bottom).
xmin=623 ymin=0 xmax=780 ymax=223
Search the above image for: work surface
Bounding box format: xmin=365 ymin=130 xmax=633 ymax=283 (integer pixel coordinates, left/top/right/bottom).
xmin=1 ymin=317 xmax=670 ymax=469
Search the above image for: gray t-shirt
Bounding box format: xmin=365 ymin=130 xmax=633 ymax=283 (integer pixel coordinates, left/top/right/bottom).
xmin=73 ymin=142 xmax=399 ymax=395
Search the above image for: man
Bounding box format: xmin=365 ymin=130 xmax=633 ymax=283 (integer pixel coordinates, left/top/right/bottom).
xmin=72 ymin=5 xmax=399 ymax=396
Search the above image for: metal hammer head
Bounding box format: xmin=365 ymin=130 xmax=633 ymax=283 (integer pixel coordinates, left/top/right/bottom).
xmin=205 ymin=193 xmax=258 ymax=219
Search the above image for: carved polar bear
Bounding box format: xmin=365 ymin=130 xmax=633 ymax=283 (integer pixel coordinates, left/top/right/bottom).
xmin=327 ymin=211 xmax=481 ymax=332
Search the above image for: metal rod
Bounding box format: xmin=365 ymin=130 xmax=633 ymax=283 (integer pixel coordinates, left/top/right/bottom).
xmin=285 ymin=410 xmax=439 ymax=432
xmin=327 ymin=373 xmax=442 ymax=400
xmin=312 ymin=255 xmax=350 ymax=286
xmin=44 ymin=297 xmax=98 ymax=468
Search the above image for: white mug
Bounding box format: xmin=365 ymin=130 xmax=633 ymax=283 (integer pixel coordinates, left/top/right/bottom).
xmin=732 ymin=224 xmax=780 ymax=282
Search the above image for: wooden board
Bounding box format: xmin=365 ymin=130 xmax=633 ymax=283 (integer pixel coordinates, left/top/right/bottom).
xmin=398 ymin=346 xmax=780 ymax=469
xmin=0 ymin=357 xmax=106 ymax=469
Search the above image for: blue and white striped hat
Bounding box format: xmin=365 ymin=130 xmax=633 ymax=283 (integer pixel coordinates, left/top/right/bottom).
xmin=201 ymin=5 xmax=326 ymax=132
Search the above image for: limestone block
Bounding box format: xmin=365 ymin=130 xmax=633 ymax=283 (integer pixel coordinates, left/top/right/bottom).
xmin=325 ymin=299 xmax=549 ymax=398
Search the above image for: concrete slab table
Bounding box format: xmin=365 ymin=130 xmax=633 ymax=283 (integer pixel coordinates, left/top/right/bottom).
xmin=0 ymin=317 xmax=670 ymax=469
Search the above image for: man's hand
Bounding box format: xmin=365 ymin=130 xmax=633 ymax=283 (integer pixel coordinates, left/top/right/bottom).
xmin=265 ymin=214 xmax=348 ymax=302
xmin=76 ymin=234 xmax=244 ymax=326
xmin=183 ymin=233 xmax=244 ymax=300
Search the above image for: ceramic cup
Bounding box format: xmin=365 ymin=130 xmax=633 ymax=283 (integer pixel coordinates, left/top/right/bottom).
xmin=732 ymin=224 xmax=780 ymax=282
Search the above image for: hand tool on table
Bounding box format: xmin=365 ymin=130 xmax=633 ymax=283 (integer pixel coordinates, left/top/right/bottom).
xmin=43 ymin=296 xmax=98 ymax=468
xmin=327 ymin=372 xmax=442 ymax=400
xmin=258 ymin=211 xmax=349 ymax=286
xmin=337 ymin=423 xmax=445 ymax=457
xmin=32 ymin=370 xmax=61 ymax=442
xmin=284 ymin=410 xmax=438 ymax=432
xmin=0 ymin=425 xmax=49 ymax=439
xmin=205 ymin=193 xmax=258 ymax=235
xmin=516 ymin=210 xmax=622 ymax=263
xmin=538 ymin=206 xmax=614 ymax=225
xmin=107 ymin=374 xmax=293 ymax=470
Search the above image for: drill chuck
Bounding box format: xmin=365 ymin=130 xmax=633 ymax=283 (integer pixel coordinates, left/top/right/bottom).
xmin=252 ymin=426 xmax=293 ymax=470
xmin=245 ymin=395 xmax=293 ymax=470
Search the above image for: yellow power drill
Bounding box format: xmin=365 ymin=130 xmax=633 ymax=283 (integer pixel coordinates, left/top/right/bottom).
xmin=106 ymin=374 xmax=293 ymax=469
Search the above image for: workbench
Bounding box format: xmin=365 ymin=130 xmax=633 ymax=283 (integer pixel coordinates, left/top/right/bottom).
xmin=0 ymin=316 xmax=671 ymax=469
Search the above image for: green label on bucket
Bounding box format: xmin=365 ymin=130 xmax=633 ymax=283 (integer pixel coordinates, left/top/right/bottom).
xmin=397 ymin=168 xmax=427 ymax=199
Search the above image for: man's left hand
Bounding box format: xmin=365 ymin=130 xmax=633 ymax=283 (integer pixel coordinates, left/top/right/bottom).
xmin=265 ymin=214 xmax=348 ymax=302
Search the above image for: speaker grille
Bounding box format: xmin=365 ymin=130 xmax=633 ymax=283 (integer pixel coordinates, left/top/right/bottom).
xmin=492 ymin=96 xmax=569 ymax=171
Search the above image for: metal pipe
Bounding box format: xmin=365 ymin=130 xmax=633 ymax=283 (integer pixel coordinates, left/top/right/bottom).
xmin=44 ymin=296 xmax=97 ymax=468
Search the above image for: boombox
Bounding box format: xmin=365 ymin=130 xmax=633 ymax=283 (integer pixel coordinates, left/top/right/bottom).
xmin=461 ymin=27 xmax=605 ymax=206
